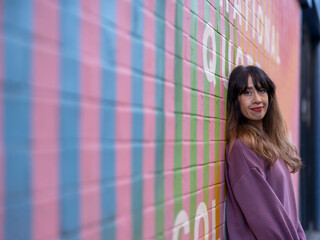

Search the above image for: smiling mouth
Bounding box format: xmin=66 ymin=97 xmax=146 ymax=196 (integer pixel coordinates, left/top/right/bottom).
xmin=250 ymin=106 xmax=263 ymax=112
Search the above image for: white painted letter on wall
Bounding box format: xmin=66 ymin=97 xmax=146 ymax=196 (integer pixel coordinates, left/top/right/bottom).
xmin=194 ymin=202 xmax=209 ymax=240
xmin=173 ymin=210 xmax=190 ymax=240
xmin=257 ymin=5 xmax=264 ymax=45
xmin=233 ymin=0 xmax=242 ymax=26
xmin=203 ymin=22 xmax=217 ymax=86
xmin=236 ymin=47 xmax=244 ymax=66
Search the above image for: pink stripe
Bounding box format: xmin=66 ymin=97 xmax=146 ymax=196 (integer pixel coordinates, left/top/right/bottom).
xmin=198 ymin=0 xmax=204 ymax=21
xmin=249 ymin=41 xmax=253 ymax=65
xmin=229 ymin=21 xmax=234 ymax=56
xmin=209 ymin=96 xmax=215 ymax=166
xmin=142 ymin=139 xmax=155 ymax=239
xmin=182 ymin=2 xmax=190 ymax=239
xmin=243 ymin=35 xmax=248 ymax=58
xmin=229 ymin=4 xmax=234 ymax=29
xmin=197 ymin=10 xmax=204 ymax=92
xmin=237 ymin=30 xmax=241 ymax=52
xmin=220 ymin=75 xmax=226 ymax=120
xmin=255 ymin=33 xmax=259 ymax=65
xmin=163 ymin=66 xmax=175 ymax=238
xmin=210 ymin=3 xmax=215 ymax=32
xmin=80 ymin=1 xmax=101 ymax=239
xmin=143 ymin=1 xmax=156 ymax=238
xmin=164 ymin=0 xmax=176 ymax=237
xmin=81 ymin=225 xmax=100 ymax=240
xmin=32 ymin=1 xmax=60 ymax=239
xmin=0 ymin=0 xmax=3 ymax=237
xmin=196 ymin=0 xmax=204 ymax=209
xmin=220 ymin=11 xmax=226 ymax=38
xmin=116 ymin=1 xmax=132 ymax=239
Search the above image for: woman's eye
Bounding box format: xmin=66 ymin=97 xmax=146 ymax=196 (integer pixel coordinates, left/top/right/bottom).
xmin=244 ymin=91 xmax=252 ymax=96
xmin=259 ymin=89 xmax=266 ymax=94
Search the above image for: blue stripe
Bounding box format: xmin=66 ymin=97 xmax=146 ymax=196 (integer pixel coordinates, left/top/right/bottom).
xmin=59 ymin=2 xmax=80 ymax=239
xmin=154 ymin=0 xmax=166 ymax=236
xmin=3 ymin=1 xmax=32 ymax=239
xmin=131 ymin=1 xmax=144 ymax=239
xmin=101 ymin=0 xmax=116 ymax=239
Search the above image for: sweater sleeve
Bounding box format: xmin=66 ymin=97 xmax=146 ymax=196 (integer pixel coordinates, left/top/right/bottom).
xmin=297 ymin=219 xmax=306 ymax=240
xmin=232 ymin=168 xmax=301 ymax=240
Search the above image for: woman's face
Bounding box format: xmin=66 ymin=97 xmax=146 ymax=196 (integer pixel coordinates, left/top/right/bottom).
xmin=238 ymin=77 xmax=269 ymax=126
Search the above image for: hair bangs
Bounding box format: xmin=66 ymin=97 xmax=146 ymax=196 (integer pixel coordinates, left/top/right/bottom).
xmin=233 ymin=70 xmax=251 ymax=96
xmin=247 ymin=66 xmax=275 ymax=95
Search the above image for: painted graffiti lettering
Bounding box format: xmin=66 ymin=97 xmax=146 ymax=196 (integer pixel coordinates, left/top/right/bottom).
xmin=219 ymin=0 xmax=229 ymax=13
xmin=236 ymin=47 xmax=244 ymax=66
xmin=257 ymin=5 xmax=264 ymax=45
xmin=252 ymin=0 xmax=256 ymax=39
xmin=233 ymin=0 xmax=242 ymax=26
xmin=203 ymin=22 xmax=216 ymax=86
xmin=194 ymin=202 xmax=209 ymax=240
xmin=173 ymin=210 xmax=190 ymax=240
xmin=172 ymin=200 xmax=223 ymax=240
xmin=264 ymin=16 xmax=271 ymax=53
xmin=245 ymin=0 xmax=249 ymax=32
xmin=203 ymin=0 xmax=281 ymax=87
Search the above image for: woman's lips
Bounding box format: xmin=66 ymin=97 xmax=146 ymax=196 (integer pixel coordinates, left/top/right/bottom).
xmin=250 ymin=106 xmax=263 ymax=112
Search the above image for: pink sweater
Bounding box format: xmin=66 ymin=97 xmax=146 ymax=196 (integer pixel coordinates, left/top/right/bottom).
xmin=225 ymin=139 xmax=306 ymax=240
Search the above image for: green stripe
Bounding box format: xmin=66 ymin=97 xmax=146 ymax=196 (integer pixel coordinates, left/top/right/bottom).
xmin=203 ymin=0 xmax=211 ymax=210
xmin=215 ymin=0 xmax=221 ymax=34
xmin=224 ymin=0 xmax=230 ymax=134
xmin=233 ymin=16 xmax=237 ymax=64
xmin=189 ymin=0 xmax=198 ymax=239
xmin=174 ymin=0 xmax=184 ymax=220
xmin=214 ymin=4 xmax=221 ymax=164
xmin=224 ymin=1 xmax=230 ymax=79
xmin=213 ymin=7 xmax=222 ymax=231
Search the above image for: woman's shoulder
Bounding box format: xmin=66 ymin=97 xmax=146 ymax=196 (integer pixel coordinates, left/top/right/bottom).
xmin=226 ymin=138 xmax=249 ymax=157
xmin=227 ymin=138 xmax=266 ymax=170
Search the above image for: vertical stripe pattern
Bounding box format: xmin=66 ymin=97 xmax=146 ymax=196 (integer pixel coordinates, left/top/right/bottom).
xmin=142 ymin=1 xmax=156 ymax=238
xmin=80 ymin=0 xmax=101 ymax=239
xmin=0 ymin=1 xmax=302 ymax=239
xmin=154 ymin=0 xmax=166 ymax=238
xmin=131 ymin=0 xmax=144 ymax=239
xmin=3 ymin=1 xmax=32 ymax=239
xmin=100 ymin=0 xmax=116 ymax=239
xmin=115 ymin=0 xmax=132 ymax=239
xmin=59 ymin=2 xmax=80 ymax=239
xmin=173 ymin=0 xmax=183 ymax=218
xmin=33 ymin=1 xmax=59 ymax=239
xmin=189 ymin=0 xmax=198 ymax=238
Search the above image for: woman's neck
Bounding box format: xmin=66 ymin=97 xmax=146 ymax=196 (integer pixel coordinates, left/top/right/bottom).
xmin=248 ymin=120 xmax=263 ymax=130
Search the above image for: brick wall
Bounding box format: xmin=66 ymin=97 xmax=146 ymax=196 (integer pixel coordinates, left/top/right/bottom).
xmin=0 ymin=0 xmax=301 ymax=239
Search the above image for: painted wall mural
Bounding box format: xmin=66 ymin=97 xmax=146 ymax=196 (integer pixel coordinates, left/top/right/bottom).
xmin=0 ymin=0 xmax=301 ymax=239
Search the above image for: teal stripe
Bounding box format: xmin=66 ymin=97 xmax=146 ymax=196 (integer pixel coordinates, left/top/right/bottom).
xmin=154 ymin=0 xmax=166 ymax=238
xmin=3 ymin=1 xmax=33 ymax=239
xmin=131 ymin=0 xmax=144 ymax=239
xmin=100 ymin=0 xmax=117 ymax=239
xmin=59 ymin=2 xmax=80 ymax=239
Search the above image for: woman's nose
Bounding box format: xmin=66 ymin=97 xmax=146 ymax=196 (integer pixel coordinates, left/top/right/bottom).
xmin=252 ymin=91 xmax=262 ymax=103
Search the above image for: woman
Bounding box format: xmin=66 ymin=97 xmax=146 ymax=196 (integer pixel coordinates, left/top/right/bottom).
xmin=225 ymin=65 xmax=306 ymax=239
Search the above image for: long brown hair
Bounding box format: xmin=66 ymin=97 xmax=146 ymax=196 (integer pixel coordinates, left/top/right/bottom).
xmin=226 ymin=65 xmax=302 ymax=173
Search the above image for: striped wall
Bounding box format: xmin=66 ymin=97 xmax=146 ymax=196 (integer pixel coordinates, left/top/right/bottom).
xmin=0 ymin=0 xmax=301 ymax=239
